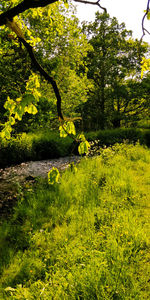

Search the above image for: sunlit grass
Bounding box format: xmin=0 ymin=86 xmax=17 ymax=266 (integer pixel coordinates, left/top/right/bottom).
xmin=0 ymin=143 xmax=150 ymax=299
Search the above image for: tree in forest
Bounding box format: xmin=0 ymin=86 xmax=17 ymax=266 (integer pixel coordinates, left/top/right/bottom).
xmin=80 ymin=12 xmax=149 ymax=130
xmin=106 ymin=75 xmax=150 ymax=127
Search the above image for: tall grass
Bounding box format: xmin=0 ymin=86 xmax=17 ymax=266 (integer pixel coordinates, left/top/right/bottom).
xmin=0 ymin=143 xmax=150 ymax=299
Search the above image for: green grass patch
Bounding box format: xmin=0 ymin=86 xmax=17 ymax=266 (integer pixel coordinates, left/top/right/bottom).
xmin=0 ymin=143 xmax=150 ymax=299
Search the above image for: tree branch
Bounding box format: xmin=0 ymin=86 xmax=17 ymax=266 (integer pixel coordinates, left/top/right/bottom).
xmin=73 ymin=0 xmax=107 ymax=13
xmin=19 ymin=37 xmax=64 ymax=120
xmin=0 ymin=0 xmax=58 ymax=26
xmin=0 ymin=0 xmax=107 ymax=26
xmin=141 ymin=0 xmax=150 ymax=40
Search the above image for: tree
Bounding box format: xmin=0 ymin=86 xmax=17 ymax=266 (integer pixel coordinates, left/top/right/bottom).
xmin=106 ymin=75 xmax=150 ymax=127
xmin=80 ymin=12 xmax=149 ymax=129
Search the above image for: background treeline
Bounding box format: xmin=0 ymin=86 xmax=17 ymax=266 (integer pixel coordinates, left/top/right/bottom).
xmin=0 ymin=3 xmax=150 ymax=133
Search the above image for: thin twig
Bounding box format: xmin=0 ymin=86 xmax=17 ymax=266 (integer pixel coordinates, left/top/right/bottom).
xmin=73 ymin=0 xmax=107 ymax=13
xmin=141 ymin=0 xmax=150 ymax=40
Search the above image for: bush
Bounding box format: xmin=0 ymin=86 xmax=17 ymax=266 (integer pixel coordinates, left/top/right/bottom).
xmin=86 ymin=128 xmax=150 ymax=147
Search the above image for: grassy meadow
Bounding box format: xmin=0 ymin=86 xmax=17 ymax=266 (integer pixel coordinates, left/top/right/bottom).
xmin=0 ymin=142 xmax=150 ymax=299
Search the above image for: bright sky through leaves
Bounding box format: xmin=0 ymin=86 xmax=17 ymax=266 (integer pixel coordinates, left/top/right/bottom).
xmin=75 ymin=0 xmax=150 ymax=43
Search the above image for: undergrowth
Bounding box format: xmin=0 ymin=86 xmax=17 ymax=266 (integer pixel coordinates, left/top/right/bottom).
xmin=0 ymin=128 xmax=150 ymax=168
xmin=0 ymin=143 xmax=150 ymax=299
xmin=0 ymin=130 xmax=73 ymax=168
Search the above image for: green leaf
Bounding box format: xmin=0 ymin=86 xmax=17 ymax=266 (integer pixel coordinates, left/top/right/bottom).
xmin=22 ymin=93 xmax=35 ymax=106
xmin=5 ymin=287 xmax=16 ymax=292
xmin=48 ymin=167 xmax=60 ymax=185
xmin=26 ymin=72 xmax=40 ymax=90
xmin=9 ymin=117 xmax=15 ymax=125
xmin=64 ymin=0 xmax=69 ymax=9
xmin=0 ymin=123 xmax=12 ymax=139
xmin=141 ymin=57 xmax=150 ymax=78
xmin=4 ymin=96 xmax=16 ymax=112
xmin=59 ymin=121 xmax=76 ymax=138
xmin=78 ymin=133 xmax=86 ymax=142
xmin=14 ymin=105 xmax=24 ymax=120
xmin=66 ymin=121 xmax=76 ymax=135
xmin=25 ymin=73 xmax=41 ymax=100
xmin=59 ymin=125 xmax=68 ymax=138
xmin=25 ymin=104 xmax=38 ymax=115
xmin=78 ymin=140 xmax=90 ymax=155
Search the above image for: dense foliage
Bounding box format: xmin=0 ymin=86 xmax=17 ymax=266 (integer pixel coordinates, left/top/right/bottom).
xmin=80 ymin=13 xmax=150 ymax=130
xmin=0 ymin=1 xmax=150 ymax=137
xmin=0 ymin=1 xmax=92 ymax=137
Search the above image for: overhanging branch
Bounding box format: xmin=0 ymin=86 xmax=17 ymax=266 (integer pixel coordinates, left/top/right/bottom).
xmin=0 ymin=0 xmax=58 ymax=26
xmin=73 ymin=0 xmax=107 ymax=13
xmin=19 ymin=37 xmax=64 ymax=120
xmin=141 ymin=0 xmax=150 ymax=40
xmin=0 ymin=0 xmax=107 ymax=26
